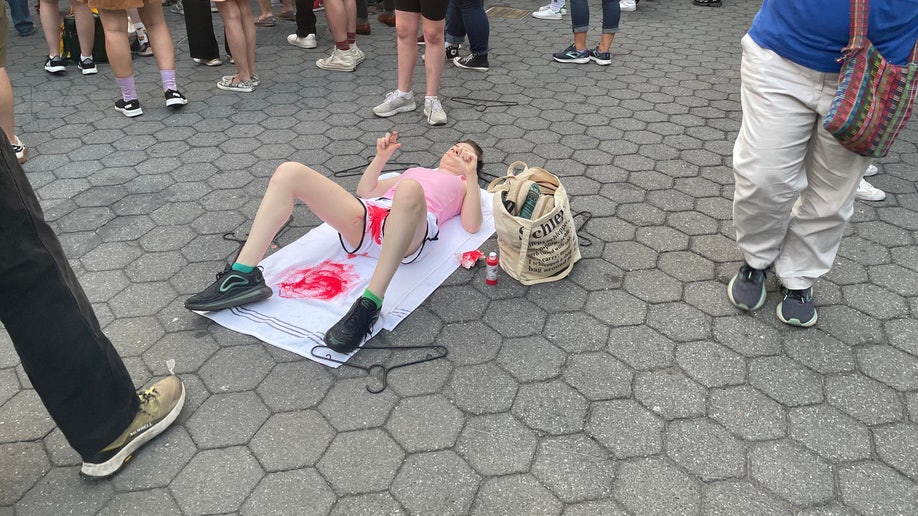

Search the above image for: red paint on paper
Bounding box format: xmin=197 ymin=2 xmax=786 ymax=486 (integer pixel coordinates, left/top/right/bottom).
xmin=277 ymin=260 xmax=357 ymax=300
xmin=366 ymin=203 xmax=389 ymax=245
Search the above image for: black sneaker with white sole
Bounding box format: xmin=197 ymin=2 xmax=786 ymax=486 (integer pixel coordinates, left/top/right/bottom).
xmin=78 ymin=57 xmax=97 ymax=75
xmin=454 ymin=53 xmax=489 ymax=71
xmin=115 ymin=99 xmax=143 ymax=118
xmin=184 ymin=265 xmax=273 ymax=311
xmin=44 ymin=55 xmax=67 ymax=73
xmin=164 ymin=89 xmax=188 ymax=109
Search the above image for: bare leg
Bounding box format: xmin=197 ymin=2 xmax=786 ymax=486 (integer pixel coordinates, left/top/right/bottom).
xmin=0 ymin=69 xmax=14 ymax=141
xmin=395 ymin=11 xmax=420 ymax=92
xmin=256 ymin=0 xmax=273 ymax=20
xmin=236 ymin=163 xmax=366 ymax=266
xmin=421 ymin=17 xmax=444 ymax=97
xmin=598 ymin=33 xmax=615 ymax=53
xmin=324 ymin=0 xmax=348 ymax=42
xmin=366 ymin=180 xmax=428 ymax=296
xmin=574 ymin=31 xmax=587 ymax=51
xmin=345 ymin=0 xmax=356 ymax=33
xmin=237 ymin=0 xmax=257 ymax=76
xmin=137 ymin=0 xmax=176 ymax=70
xmin=72 ymin=1 xmax=96 ymax=57
xmin=98 ymin=10 xmax=134 ymax=78
xmin=39 ymin=0 xmax=62 ymax=56
xmin=216 ymin=1 xmax=252 ymax=80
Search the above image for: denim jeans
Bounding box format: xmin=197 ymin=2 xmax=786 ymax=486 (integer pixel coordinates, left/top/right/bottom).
xmin=445 ymin=0 xmax=489 ymax=55
xmin=5 ymin=0 xmax=33 ymax=35
xmin=0 ymin=132 xmax=139 ymax=460
xmin=569 ymin=0 xmax=620 ymax=34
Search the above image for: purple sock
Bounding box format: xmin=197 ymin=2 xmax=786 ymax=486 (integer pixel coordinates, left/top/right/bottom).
xmin=160 ymin=69 xmax=177 ymax=92
xmin=116 ymin=75 xmax=137 ymax=102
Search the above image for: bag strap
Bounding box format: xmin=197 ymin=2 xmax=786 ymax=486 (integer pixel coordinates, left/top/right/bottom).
xmin=845 ymin=0 xmax=869 ymax=52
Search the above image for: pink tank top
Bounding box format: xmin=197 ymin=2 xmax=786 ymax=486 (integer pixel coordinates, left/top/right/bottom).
xmin=383 ymin=167 xmax=465 ymax=222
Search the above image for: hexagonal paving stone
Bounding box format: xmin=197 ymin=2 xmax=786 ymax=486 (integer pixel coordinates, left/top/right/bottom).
xmin=97 ymin=488 xmax=181 ymax=516
xmin=256 ymin=360 xmax=334 ymax=411
xmin=783 ymin=331 xmax=855 ymax=374
xmin=512 ymin=380 xmax=588 ymax=435
xmin=702 ymin=480 xmax=791 ymax=516
xmin=249 ymin=410 xmax=335 ymax=472
xmin=823 ymin=372 xmax=905 ymax=426
xmin=587 ymin=399 xmax=664 ymax=458
xmin=749 ymin=356 xmax=823 ymax=406
xmin=532 ymin=434 xmax=615 ymax=503
xmin=482 ymin=298 xmax=547 ymax=338
xmin=329 ymin=492 xmax=404 ymax=516
xmin=634 ymin=369 xmax=706 ymax=419
xmin=563 ymin=351 xmax=633 ymax=401
xmin=471 ymin=474 xmax=562 ymax=516
xmin=665 ymin=418 xmax=745 ymax=481
xmin=676 ymin=340 xmax=746 ymax=388
xmin=240 ymin=469 xmax=335 ymax=516
xmin=857 ymin=345 xmax=918 ymax=391
xmin=607 ymin=325 xmax=675 ymax=370
xmin=316 ymin=428 xmax=404 ymax=495
xmin=391 ymin=450 xmax=480 ymax=516
xmin=185 ymin=392 xmax=270 ymax=448
xmin=708 ymin=385 xmax=787 ymax=440
xmin=0 ymin=390 xmax=54 ymax=442
xmin=497 ymin=336 xmax=566 ymax=383
xmin=317 ymin=377 xmax=398 ymax=431
xmin=455 ymin=412 xmax=538 ymax=476
xmin=446 ymin=362 xmax=519 ymax=415
xmin=873 ymin=422 xmax=918 ymax=481
xmin=439 ymin=321 xmax=503 ymax=366
xmin=613 ymin=457 xmax=701 ymax=516
xmin=15 ymin=467 xmax=112 ymax=515
xmin=749 ymin=440 xmax=834 ymax=506
xmin=838 ymin=461 xmax=918 ymax=515
xmin=712 ymin=315 xmax=783 ymax=357
xmin=110 ymin=426 xmax=197 ymax=492
xmin=385 ymin=394 xmax=464 ymax=452
xmin=198 ymin=344 xmax=275 ymax=392
xmin=170 ymin=446 xmax=264 ymax=515
xmin=0 ymin=442 xmax=50 ymax=506
xmin=544 ymin=312 xmax=609 ymax=354
xmin=789 ymin=404 xmax=871 ymax=462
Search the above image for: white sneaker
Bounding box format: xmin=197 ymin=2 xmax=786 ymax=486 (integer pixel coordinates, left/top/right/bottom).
xmin=287 ymin=33 xmax=317 ymax=49
xmin=373 ymin=91 xmax=417 ymax=117
xmin=424 ymin=97 xmax=447 ymax=126
xmin=351 ymin=43 xmax=365 ymax=65
xmin=12 ymin=135 xmax=27 ymax=164
xmin=316 ymin=47 xmax=356 ymax=71
xmin=855 ymin=178 xmax=886 ymax=201
xmin=620 ymin=0 xmax=637 ymax=11
xmin=864 ymin=163 xmax=879 ymax=177
xmin=532 ymin=4 xmax=565 ymax=20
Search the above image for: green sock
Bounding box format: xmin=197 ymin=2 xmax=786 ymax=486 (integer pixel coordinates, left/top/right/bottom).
xmin=231 ymin=262 xmax=255 ymax=273
xmin=363 ymin=288 xmax=383 ymax=309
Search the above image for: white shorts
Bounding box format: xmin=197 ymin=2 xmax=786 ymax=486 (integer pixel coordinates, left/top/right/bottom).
xmin=338 ymin=198 xmax=440 ymax=264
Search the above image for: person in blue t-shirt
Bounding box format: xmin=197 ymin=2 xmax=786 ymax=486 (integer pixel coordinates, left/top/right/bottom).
xmin=726 ymin=0 xmax=918 ymax=327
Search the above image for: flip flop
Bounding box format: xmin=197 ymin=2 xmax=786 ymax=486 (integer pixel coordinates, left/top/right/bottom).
xmin=254 ymin=16 xmax=277 ymax=27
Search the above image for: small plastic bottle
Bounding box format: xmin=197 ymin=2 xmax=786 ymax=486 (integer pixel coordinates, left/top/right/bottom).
xmin=486 ymin=252 xmax=499 ymax=285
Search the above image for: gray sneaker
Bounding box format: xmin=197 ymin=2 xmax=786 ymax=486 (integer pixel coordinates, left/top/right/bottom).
xmin=727 ymin=263 xmax=767 ymax=311
xmin=424 ymin=97 xmax=447 ymax=126
xmin=373 ymin=91 xmax=417 ymax=117
xmin=776 ymin=286 xmax=817 ymax=327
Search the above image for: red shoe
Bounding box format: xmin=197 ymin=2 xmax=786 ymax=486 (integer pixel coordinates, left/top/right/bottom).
xmin=313 ymin=0 xmax=324 ymax=10
xmin=357 ymin=22 xmax=371 ymax=35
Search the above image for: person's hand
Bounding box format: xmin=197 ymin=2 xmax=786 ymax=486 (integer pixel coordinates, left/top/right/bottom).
xmin=454 ymin=145 xmax=478 ymax=180
xmin=375 ymin=131 xmax=400 ymax=161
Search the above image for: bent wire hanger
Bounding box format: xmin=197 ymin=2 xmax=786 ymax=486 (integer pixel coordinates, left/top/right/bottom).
xmin=311 ymin=344 xmax=449 ymax=393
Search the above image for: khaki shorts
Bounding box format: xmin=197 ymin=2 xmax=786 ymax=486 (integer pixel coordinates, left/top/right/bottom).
xmin=339 ymin=198 xmax=440 ymax=264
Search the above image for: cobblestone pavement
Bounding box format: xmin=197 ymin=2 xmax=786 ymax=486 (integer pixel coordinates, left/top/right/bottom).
xmin=2 ymin=0 xmax=918 ymax=514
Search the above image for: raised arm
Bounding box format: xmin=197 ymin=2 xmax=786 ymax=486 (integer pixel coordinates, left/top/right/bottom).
xmin=356 ymin=132 xmax=403 ymax=198
xmin=458 ymin=149 xmax=483 ymax=233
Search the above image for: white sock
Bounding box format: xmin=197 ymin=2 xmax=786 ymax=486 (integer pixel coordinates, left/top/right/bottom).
xmin=550 ymin=0 xmax=565 ymax=10
xmin=80 ymin=54 xmax=92 ymax=61
xmin=396 ymin=90 xmax=413 ymax=98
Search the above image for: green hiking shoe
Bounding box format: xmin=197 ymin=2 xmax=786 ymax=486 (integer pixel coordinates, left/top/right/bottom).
xmin=81 ymin=375 xmax=185 ymax=479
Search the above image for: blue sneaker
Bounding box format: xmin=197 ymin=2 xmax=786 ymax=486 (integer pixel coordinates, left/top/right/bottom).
xmin=727 ymin=263 xmax=767 ymax=311
xmin=589 ymin=47 xmax=612 ymax=65
xmin=552 ymin=44 xmax=590 ymax=64
xmin=776 ymin=286 xmax=818 ymax=327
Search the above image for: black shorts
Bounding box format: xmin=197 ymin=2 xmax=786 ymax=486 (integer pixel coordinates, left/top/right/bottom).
xmin=395 ymin=0 xmax=448 ymax=20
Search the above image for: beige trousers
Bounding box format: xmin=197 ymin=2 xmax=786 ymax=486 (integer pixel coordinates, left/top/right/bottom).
xmin=732 ymin=34 xmax=870 ymax=290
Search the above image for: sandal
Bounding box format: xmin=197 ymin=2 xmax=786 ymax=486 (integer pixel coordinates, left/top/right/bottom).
xmin=693 ymin=0 xmax=722 ymax=6
xmin=278 ymin=10 xmax=296 ymax=20
xmin=254 ymin=16 xmax=276 ymax=27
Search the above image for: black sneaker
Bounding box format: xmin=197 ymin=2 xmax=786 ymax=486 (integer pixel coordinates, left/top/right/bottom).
xmin=81 ymin=375 xmax=185 ymax=479
xmin=727 ymin=263 xmax=767 ymax=311
xmin=454 ymin=53 xmax=489 ymax=71
xmin=324 ymin=296 xmax=380 ymax=353
xmin=114 ymin=99 xmax=143 ymax=118
xmin=164 ymin=89 xmax=188 ymax=109
xmin=44 ymin=55 xmax=67 ymax=73
xmin=776 ymin=286 xmax=818 ymax=327
xmin=446 ymin=45 xmax=460 ymax=61
xmin=78 ymin=57 xmax=97 ymax=75
xmin=184 ymin=265 xmax=273 ymax=311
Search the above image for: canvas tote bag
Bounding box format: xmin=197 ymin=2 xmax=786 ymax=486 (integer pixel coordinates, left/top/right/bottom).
xmin=487 ymin=161 xmax=581 ymax=285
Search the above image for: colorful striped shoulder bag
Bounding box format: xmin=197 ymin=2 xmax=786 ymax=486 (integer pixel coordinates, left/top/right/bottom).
xmin=823 ymin=0 xmax=918 ymax=158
